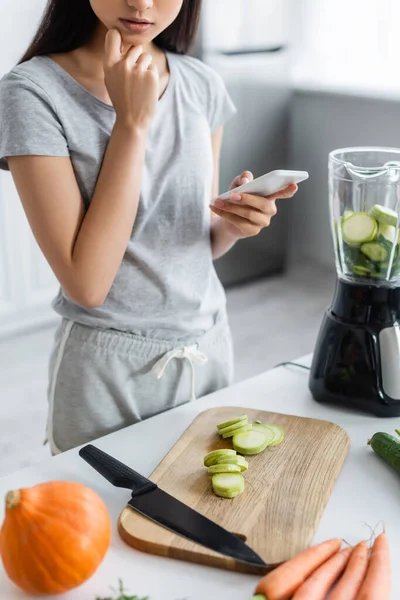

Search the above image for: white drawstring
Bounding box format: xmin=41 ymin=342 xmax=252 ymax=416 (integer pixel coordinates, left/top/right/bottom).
xmin=151 ymin=344 xmax=208 ymax=401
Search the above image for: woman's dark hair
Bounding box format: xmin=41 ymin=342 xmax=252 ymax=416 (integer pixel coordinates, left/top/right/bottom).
xmin=18 ymin=0 xmax=202 ymax=64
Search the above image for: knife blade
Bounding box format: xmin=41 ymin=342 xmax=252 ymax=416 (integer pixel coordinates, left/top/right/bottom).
xmin=79 ymin=444 xmax=265 ymax=567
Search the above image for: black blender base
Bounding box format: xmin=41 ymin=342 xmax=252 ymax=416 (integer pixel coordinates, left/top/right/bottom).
xmin=310 ymin=386 xmax=400 ymax=418
xmin=309 ymin=279 xmax=400 ymax=418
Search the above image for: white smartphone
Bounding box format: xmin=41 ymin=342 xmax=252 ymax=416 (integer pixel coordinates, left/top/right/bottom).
xmin=214 ymin=170 xmax=309 ymax=203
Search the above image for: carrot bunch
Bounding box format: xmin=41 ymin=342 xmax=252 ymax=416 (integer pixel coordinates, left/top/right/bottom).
xmin=251 ymin=531 xmax=390 ymax=600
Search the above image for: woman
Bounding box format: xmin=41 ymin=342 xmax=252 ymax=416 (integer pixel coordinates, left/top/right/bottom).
xmin=0 ymin=0 xmax=298 ymax=454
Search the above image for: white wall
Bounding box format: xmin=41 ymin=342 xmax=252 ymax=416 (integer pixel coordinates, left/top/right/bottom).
xmin=0 ymin=0 xmax=59 ymax=338
xmin=288 ymin=88 xmax=400 ymax=269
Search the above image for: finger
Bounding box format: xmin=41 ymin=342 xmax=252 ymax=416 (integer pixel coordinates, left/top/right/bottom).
xmin=265 ymin=182 xmax=298 ymax=200
xmin=240 ymin=170 xmax=253 ymax=183
xmin=104 ymin=28 xmax=123 ymax=67
xmin=148 ymin=62 xmax=159 ymax=74
xmin=230 ymin=171 xmax=254 ymax=190
xmin=136 ymin=51 xmax=153 ymax=70
xmin=210 ymin=206 xmax=260 ymax=237
xmin=230 ymin=184 xmax=297 ymax=211
xmin=124 ymin=45 xmax=145 ymax=68
xmin=213 ymin=202 xmax=272 ymax=227
xmin=215 ymin=196 xmax=277 ymax=219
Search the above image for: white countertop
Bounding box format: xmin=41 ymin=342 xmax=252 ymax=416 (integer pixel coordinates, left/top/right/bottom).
xmin=1 ymin=355 xmax=399 ymax=600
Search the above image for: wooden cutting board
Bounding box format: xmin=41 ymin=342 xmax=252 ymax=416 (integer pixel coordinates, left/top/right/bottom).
xmin=118 ymin=407 xmax=350 ymax=574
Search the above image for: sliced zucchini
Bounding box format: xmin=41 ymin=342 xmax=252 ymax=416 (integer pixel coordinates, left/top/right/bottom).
xmin=208 ymin=463 xmax=241 ymax=475
xmin=341 ymin=213 xmax=377 ymax=246
xmin=378 ymin=223 xmax=397 ymax=243
xmin=253 ymin=423 xmax=284 ymax=446
xmin=232 ymin=430 xmax=269 ymax=455
xmin=213 ymin=488 xmax=244 ymax=498
xmin=370 ymin=204 xmax=399 ymax=228
xmin=252 ymin=423 xmax=277 ymax=445
xmin=218 ymin=417 xmax=249 ymax=435
xmin=212 ymin=473 xmax=245 ymax=496
xmin=203 ymin=449 xmax=236 ymax=467
xmin=214 ymin=455 xmax=249 ymax=472
xmin=216 ymin=415 xmax=248 ymax=431
xmin=352 ymin=265 xmax=372 ymax=277
xmin=265 ymin=424 xmax=285 ymax=446
xmin=342 ymin=210 xmax=354 ymax=220
xmin=221 ymin=423 xmax=252 ymax=439
xmin=360 ymin=242 xmax=389 ymax=263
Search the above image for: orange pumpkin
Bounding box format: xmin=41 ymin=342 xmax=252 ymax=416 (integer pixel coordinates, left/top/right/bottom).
xmin=0 ymin=481 xmax=111 ymax=595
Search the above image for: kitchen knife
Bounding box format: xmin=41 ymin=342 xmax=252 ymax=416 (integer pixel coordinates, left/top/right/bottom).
xmin=79 ymin=444 xmax=266 ymax=567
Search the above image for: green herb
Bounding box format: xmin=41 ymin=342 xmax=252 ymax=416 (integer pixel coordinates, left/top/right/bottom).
xmin=96 ymin=578 xmax=149 ymax=600
xmin=96 ymin=579 xmax=188 ymax=600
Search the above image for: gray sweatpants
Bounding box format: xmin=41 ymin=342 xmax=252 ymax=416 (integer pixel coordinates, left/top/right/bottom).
xmin=45 ymin=313 xmax=234 ymax=454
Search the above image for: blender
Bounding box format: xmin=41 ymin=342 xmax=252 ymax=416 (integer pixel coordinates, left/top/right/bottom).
xmin=309 ymin=147 xmax=400 ymax=417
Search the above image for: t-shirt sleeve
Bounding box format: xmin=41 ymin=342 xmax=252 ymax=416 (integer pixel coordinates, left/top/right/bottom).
xmin=206 ymin=68 xmax=238 ymax=134
xmin=0 ymin=71 xmax=69 ymax=171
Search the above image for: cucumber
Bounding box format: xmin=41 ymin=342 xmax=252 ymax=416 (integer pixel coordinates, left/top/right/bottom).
xmin=216 ymin=415 xmax=248 ymax=430
xmin=368 ymin=432 xmax=400 ymax=473
xmin=203 ymin=449 xmax=236 ymax=467
xmin=232 ymin=430 xmax=269 ymax=455
xmin=342 ymin=213 xmax=377 ymax=246
xmin=208 ymin=463 xmax=241 ymax=475
xmin=214 ymin=455 xmax=249 ymax=472
xmin=360 ymin=242 xmax=389 ymax=263
xmin=212 ymin=473 xmax=245 ymax=497
xmin=370 ymin=204 xmax=399 ymax=228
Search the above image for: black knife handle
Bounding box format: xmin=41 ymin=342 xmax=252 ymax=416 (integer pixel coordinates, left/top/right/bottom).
xmin=79 ymin=444 xmax=157 ymax=496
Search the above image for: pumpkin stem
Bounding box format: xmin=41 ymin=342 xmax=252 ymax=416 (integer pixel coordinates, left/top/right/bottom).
xmin=5 ymin=490 xmax=21 ymax=509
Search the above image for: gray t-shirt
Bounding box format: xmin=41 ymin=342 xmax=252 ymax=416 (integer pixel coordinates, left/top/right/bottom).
xmin=0 ymin=51 xmax=237 ymax=342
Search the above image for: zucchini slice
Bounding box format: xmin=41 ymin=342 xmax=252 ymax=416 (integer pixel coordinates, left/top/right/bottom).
xmin=208 ymin=463 xmax=241 ymax=475
xmin=212 ymin=473 xmax=245 ymax=497
xmin=360 ymin=242 xmax=389 ymax=263
xmin=216 ymin=415 xmax=248 ymax=431
xmin=232 ymin=430 xmax=269 ymax=455
xmin=218 ymin=418 xmax=249 ymax=436
xmin=370 ymin=204 xmax=399 ymax=228
xmin=214 ymin=455 xmax=249 ymax=472
xmin=253 ymin=422 xmax=284 ymax=446
xmin=342 ymin=213 xmax=377 ymax=246
xmin=252 ymin=423 xmax=277 ymax=445
xmin=378 ymin=223 xmax=397 ymax=243
xmin=221 ymin=423 xmax=252 ymax=439
xmin=203 ymin=449 xmax=236 ymax=467
xmin=352 ymin=265 xmax=372 ymax=277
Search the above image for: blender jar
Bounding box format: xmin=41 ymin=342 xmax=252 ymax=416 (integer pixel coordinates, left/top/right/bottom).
xmin=330 ymin=147 xmax=400 ymax=286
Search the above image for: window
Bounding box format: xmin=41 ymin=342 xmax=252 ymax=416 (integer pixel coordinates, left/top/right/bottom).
xmin=202 ymin=0 xmax=289 ymax=52
xmin=293 ymin=0 xmax=400 ymax=92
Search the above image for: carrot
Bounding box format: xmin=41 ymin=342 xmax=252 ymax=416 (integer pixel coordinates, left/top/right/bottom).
xmin=356 ymin=533 xmax=391 ymax=600
xmin=291 ymin=548 xmax=352 ymax=599
xmin=329 ymin=541 xmax=369 ymax=600
xmin=254 ymin=538 xmax=342 ymax=600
